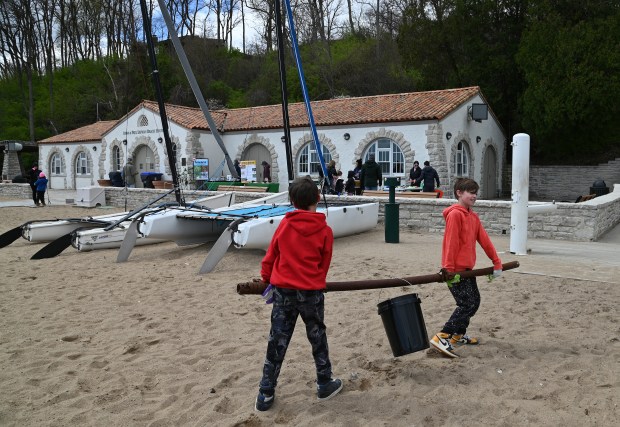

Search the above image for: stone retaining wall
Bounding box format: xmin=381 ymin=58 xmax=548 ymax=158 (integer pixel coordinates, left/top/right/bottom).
xmin=2 ymin=183 xmax=619 ymax=241
xmin=332 ymin=184 xmax=620 ymax=242
xmin=0 ymin=183 xmax=30 ymax=198
xmin=503 ymin=158 xmax=620 ymax=202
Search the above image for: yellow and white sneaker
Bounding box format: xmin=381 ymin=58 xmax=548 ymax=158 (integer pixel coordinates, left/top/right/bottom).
xmin=450 ymin=334 xmax=479 ymax=345
xmin=430 ymin=332 xmax=459 ymax=358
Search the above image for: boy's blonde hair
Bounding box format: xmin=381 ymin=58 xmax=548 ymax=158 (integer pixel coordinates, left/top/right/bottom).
xmin=453 ymin=178 xmax=479 ymax=198
xmin=289 ymin=176 xmax=320 ymax=210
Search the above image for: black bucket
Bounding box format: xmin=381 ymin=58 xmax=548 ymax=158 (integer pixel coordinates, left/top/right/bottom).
xmin=377 ymin=293 xmax=430 ymax=357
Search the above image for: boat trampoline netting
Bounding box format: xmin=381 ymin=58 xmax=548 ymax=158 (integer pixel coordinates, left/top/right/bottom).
xmin=176 ymin=204 xmax=295 ymax=220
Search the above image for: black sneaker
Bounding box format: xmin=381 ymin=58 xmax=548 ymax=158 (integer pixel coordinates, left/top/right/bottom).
xmin=255 ymin=391 xmax=274 ymax=411
xmin=317 ymin=378 xmax=343 ymax=401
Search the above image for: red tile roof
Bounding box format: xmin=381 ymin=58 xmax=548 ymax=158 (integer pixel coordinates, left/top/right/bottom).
xmin=38 ymin=87 xmax=482 ymax=142
xmin=39 ymin=121 xmax=117 ymax=144
xmin=147 ymin=86 xmax=481 ymax=132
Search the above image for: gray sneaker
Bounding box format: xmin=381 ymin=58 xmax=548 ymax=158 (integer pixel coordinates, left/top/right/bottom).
xmin=317 ymin=378 xmax=343 ymax=401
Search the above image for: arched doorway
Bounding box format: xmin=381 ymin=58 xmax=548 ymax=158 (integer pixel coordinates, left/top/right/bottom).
xmin=482 ymin=146 xmax=497 ymax=199
xmin=241 ymin=143 xmax=271 ymax=182
xmin=133 ymin=145 xmax=157 ymax=188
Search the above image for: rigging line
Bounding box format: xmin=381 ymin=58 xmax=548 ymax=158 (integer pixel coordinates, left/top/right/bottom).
xmin=274 ymin=0 xmax=293 ymax=182
xmin=122 ymin=97 xmax=132 ymax=212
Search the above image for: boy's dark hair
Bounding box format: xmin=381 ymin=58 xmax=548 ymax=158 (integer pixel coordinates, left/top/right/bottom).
xmin=453 ymin=178 xmax=479 ymax=198
xmin=289 ymin=176 xmax=320 ymax=210
xmin=423 ymin=161 xmax=430 ymax=166
xmin=347 ymin=170 xmax=355 ymax=178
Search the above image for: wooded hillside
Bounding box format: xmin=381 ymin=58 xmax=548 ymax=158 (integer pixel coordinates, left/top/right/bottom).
xmin=1 ymin=0 xmax=618 ymax=164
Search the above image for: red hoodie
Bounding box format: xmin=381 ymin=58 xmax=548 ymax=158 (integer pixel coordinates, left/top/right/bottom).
xmin=442 ymin=204 xmax=502 ymax=272
xmin=261 ymin=209 xmax=333 ymax=290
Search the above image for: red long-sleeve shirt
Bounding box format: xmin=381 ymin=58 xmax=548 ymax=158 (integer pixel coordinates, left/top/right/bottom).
xmin=442 ymin=204 xmax=502 ymax=272
xmin=261 ymin=210 xmax=333 ymax=290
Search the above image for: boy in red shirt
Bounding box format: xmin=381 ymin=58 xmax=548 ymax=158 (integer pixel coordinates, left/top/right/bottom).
xmin=430 ymin=178 xmax=503 ymax=358
xmin=255 ymin=176 xmax=343 ymax=411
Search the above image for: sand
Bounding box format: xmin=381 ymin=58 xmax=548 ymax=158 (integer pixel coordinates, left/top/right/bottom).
xmin=0 ymin=204 xmax=618 ymax=426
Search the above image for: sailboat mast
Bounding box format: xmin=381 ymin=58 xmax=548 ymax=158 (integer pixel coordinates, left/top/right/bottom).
xmin=282 ymin=0 xmax=328 ymax=180
xmin=274 ymin=0 xmax=294 ymax=182
xmin=139 ymin=0 xmax=183 ymax=204
xmin=156 ymin=0 xmax=239 ymax=180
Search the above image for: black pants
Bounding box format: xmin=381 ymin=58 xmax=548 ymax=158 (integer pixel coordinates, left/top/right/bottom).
xmin=259 ymin=288 xmax=332 ymax=395
xmin=441 ymin=276 xmax=480 ymax=335
xmin=36 ymin=191 xmax=46 ymax=205
xmin=30 ymin=184 xmax=37 ymax=204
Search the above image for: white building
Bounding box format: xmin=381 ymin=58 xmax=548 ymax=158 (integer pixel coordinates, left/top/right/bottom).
xmin=38 ymin=86 xmax=506 ymax=198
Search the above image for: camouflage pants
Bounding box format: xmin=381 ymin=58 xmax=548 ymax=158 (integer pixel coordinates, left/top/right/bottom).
xmin=259 ymin=288 xmax=332 ymax=395
xmin=441 ymin=276 xmax=481 ymax=335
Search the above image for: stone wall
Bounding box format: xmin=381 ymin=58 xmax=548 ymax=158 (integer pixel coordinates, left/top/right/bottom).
xmin=333 ymin=184 xmax=620 ymax=242
xmin=0 ymin=183 xmax=30 ymax=198
xmin=503 ymin=158 xmax=620 ymax=202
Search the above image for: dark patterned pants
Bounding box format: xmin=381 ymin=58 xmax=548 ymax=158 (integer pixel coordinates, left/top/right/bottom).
xmin=441 ymin=276 xmax=481 ymax=335
xmin=259 ymin=287 xmax=332 ymax=395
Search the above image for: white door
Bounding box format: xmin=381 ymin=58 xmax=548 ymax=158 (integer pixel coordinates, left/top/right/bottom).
xmin=133 ymin=145 xmax=157 ymax=188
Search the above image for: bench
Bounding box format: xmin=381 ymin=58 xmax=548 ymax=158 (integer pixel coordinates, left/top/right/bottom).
xmin=217 ymin=185 xmax=268 ymax=193
xmin=361 ymin=190 xmax=440 ymax=199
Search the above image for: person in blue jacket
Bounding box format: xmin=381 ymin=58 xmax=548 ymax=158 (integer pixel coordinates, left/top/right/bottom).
xmin=33 ymin=172 xmax=49 ymax=206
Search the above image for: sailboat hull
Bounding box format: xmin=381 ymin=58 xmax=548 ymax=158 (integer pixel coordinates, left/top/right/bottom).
xmin=22 ymin=213 xmax=129 ymax=243
xmin=142 ymin=192 xmax=290 ymax=246
xmin=71 ymin=193 xmax=236 ymax=251
xmin=233 ymin=202 xmax=379 ymax=250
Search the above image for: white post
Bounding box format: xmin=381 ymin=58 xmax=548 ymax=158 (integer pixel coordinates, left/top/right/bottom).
xmin=510 ymin=133 xmax=530 ymax=255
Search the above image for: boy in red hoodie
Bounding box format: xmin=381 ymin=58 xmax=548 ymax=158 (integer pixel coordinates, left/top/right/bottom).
xmin=430 ymin=178 xmax=503 ymax=358
xmin=255 ymin=176 xmax=343 ymax=411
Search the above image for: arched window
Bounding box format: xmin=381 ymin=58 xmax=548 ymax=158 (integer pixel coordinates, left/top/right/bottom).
xmin=138 ymin=115 xmax=149 ymax=127
xmin=75 ymin=151 xmax=90 ymax=175
xmin=51 ymin=153 xmax=64 ymax=175
xmin=112 ymin=146 xmax=121 ymax=171
xmin=454 ymin=141 xmax=470 ymax=177
xmin=363 ymin=138 xmax=404 ymax=176
xmin=297 ymin=143 xmax=332 ymax=176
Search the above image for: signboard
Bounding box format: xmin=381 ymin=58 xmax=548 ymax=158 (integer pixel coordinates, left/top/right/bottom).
xmin=193 ymin=158 xmax=209 ymax=181
xmin=240 ymin=160 xmax=257 ymax=182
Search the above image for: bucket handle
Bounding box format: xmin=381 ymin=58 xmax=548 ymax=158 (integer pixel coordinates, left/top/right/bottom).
xmin=375 ymin=277 xmax=414 ymax=304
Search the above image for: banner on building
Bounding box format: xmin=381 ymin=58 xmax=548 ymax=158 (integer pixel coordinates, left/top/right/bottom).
xmin=193 ymin=158 xmax=209 ymax=180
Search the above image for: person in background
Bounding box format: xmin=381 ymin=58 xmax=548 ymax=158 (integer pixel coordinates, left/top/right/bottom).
xmin=334 ymin=170 xmax=344 ymax=195
xmin=429 ymin=178 xmax=502 ymax=358
xmin=27 ymin=163 xmax=40 ymax=206
xmin=234 ymin=159 xmax=242 ymax=181
xmin=353 ymin=159 xmax=363 ymax=180
xmin=33 ymin=172 xmax=48 ymax=206
xmin=359 ymin=154 xmax=382 ymax=192
xmin=415 ymin=160 xmax=440 ymax=192
xmin=261 ymin=160 xmax=271 ymax=183
xmin=409 ymin=161 xmax=422 ymax=186
xmin=122 ymin=158 xmax=138 ymax=188
xmin=344 ymin=170 xmax=356 ymax=195
xmin=255 ymin=176 xmax=343 ymax=411
xmin=326 ymin=160 xmax=338 ymax=191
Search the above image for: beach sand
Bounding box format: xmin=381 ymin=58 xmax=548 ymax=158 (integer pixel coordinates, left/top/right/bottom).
xmin=0 ymin=204 xmax=618 ymax=426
